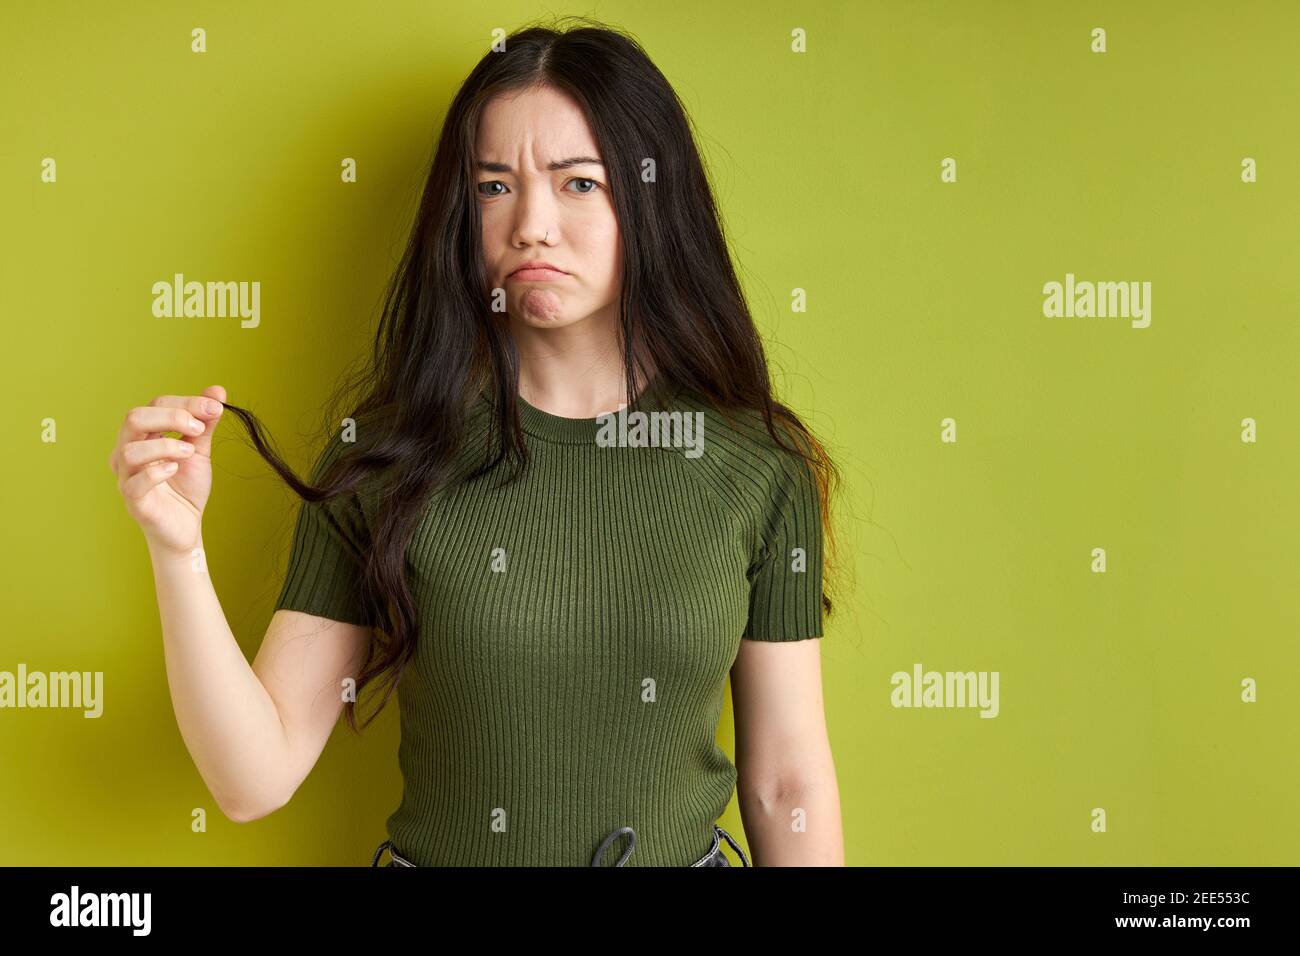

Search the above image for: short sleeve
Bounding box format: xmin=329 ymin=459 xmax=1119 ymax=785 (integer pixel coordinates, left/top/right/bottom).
xmin=273 ymin=430 xmax=378 ymax=628
xmin=742 ymin=442 xmax=825 ymax=642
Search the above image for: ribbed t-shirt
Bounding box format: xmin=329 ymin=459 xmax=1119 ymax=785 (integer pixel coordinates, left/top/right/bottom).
xmin=273 ymin=382 xmax=824 ymax=866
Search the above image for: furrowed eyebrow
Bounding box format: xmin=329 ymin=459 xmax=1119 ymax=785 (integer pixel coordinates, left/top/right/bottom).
xmin=475 ymin=156 xmax=605 ymax=173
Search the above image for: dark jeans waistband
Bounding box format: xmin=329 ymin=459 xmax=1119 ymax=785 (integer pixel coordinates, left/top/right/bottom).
xmin=370 ymin=823 xmax=750 ymax=868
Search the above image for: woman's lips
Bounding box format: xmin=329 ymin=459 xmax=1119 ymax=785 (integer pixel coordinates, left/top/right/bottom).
xmin=509 ymin=267 xmax=569 ymax=281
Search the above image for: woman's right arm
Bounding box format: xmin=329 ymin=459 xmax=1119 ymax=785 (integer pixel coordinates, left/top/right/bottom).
xmin=151 ymin=543 xmax=370 ymax=821
xmin=114 ymin=387 xmax=371 ymax=822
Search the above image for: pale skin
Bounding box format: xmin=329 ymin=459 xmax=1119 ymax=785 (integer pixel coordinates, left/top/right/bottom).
xmin=111 ymin=82 xmax=841 ymax=864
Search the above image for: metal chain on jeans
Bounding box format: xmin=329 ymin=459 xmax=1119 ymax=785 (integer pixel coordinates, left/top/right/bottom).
xmin=589 ymin=825 xmax=638 ymax=866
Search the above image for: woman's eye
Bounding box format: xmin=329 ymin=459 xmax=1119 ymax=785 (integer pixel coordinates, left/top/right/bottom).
xmin=478 ymin=179 xmax=600 ymax=197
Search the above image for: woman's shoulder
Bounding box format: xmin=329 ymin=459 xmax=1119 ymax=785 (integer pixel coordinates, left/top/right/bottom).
xmin=660 ymin=388 xmax=817 ymax=518
xmin=669 ymin=388 xmax=811 ymax=465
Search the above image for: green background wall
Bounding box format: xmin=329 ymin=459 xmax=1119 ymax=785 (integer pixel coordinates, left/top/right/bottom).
xmin=1 ymin=0 xmax=1296 ymax=864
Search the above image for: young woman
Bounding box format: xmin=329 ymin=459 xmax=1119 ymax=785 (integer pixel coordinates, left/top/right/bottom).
xmin=109 ymin=18 xmax=844 ymax=867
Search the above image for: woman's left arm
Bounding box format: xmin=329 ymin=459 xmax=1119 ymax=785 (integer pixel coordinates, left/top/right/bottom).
xmin=730 ymin=637 xmax=844 ymax=866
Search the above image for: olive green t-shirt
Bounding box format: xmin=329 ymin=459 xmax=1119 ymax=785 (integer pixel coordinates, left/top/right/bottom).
xmin=274 ymin=384 xmax=824 ymax=866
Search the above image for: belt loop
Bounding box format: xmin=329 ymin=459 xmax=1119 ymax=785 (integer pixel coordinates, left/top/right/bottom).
xmin=714 ymin=824 xmax=750 ymax=867
xmin=689 ymin=825 xmax=723 ymax=866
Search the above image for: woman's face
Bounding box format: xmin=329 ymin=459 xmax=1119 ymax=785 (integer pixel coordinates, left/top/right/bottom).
xmin=475 ymin=84 xmax=622 ymax=331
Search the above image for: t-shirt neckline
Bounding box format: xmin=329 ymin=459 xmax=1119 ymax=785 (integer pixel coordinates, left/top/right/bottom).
xmin=514 ymin=376 xmax=677 ymax=445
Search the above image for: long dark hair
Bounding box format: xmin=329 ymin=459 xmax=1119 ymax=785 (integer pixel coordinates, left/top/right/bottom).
xmin=223 ymin=16 xmax=843 ymax=732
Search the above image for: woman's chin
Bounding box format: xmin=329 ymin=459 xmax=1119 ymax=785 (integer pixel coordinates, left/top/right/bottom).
xmin=515 ymin=288 xmax=567 ymax=324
